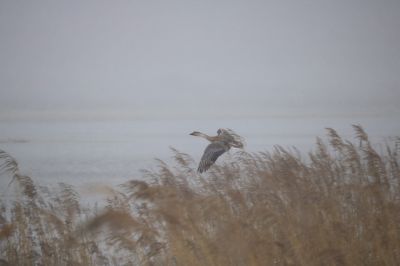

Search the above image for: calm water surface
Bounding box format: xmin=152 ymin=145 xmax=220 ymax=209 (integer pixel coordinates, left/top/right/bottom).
xmin=0 ymin=117 xmax=398 ymax=188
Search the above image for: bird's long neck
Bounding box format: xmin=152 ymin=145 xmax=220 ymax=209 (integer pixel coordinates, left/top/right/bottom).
xmin=192 ymin=132 xmax=218 ymax=142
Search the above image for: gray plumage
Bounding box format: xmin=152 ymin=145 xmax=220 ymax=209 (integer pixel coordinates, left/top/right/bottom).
xmin=198 ymin=141 xmax=230 ymax=173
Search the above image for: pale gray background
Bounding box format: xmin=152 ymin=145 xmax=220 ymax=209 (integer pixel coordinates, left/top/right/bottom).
xmin=1 ymin=0 xmax=399 ymax=120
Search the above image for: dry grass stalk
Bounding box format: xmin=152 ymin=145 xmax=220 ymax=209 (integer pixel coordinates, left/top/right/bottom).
xmin=0 ymin=126 xmax=399 ymax=265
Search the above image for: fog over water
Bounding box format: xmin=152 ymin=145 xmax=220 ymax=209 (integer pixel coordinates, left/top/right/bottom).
xmin=0 ymin=116 xmax=398 ymax=189
xmin=0 ymin=1 xmax=399 ymax=187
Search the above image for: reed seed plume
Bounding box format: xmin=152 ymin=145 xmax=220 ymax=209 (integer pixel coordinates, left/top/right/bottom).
xmin=0 ymin=150 xmax=19 ymax=177
xmin=224 ymin=128 xmax=246 ymax=146
xmin=0 ymin=126 xmax=399 ymax=265
xmin=0 ymin=149 xmax=20 ymax=188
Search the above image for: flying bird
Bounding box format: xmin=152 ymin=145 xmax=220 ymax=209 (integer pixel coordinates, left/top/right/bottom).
xmin=190 ymin=128 xmax=245 ymax=173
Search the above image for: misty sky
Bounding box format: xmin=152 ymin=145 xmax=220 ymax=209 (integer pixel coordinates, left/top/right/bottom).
xmin=0 ymin=0 xmax=399 ymax=120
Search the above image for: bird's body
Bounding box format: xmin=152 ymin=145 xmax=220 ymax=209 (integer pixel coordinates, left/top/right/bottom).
xmin=190 ymin=128 xmax=244 ymax=173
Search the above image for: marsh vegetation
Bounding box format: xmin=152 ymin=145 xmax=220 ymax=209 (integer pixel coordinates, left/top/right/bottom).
xmin=0 ymin=126 xmax=399 ymax=265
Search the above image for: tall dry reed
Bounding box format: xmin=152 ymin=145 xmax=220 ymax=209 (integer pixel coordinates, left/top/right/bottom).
xmin=0 ymin=126 xmax=399 ymax=265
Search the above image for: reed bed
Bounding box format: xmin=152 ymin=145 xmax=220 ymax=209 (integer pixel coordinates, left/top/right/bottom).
xmin=0 ymin=126 xmax=399 ymax=265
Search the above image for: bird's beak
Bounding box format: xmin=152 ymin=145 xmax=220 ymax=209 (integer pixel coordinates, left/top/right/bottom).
xmin=189 ymin=132 xmax=195 ymax=136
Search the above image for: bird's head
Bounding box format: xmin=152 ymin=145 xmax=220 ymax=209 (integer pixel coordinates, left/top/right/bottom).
xmin=189 ymin=131 xmax=201 ymax=136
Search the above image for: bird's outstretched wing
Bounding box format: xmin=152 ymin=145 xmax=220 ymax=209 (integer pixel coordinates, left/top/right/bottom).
xmin=197 ymin=141 xmax=229 ymax=173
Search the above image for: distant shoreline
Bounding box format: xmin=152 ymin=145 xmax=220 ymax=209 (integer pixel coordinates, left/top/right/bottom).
xmin=0 ymin=138 xmax=29 ymax=144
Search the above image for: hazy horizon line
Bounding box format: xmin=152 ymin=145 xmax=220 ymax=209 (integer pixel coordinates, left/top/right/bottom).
xmin=1 ymin=108 xmax=399 ymax=122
